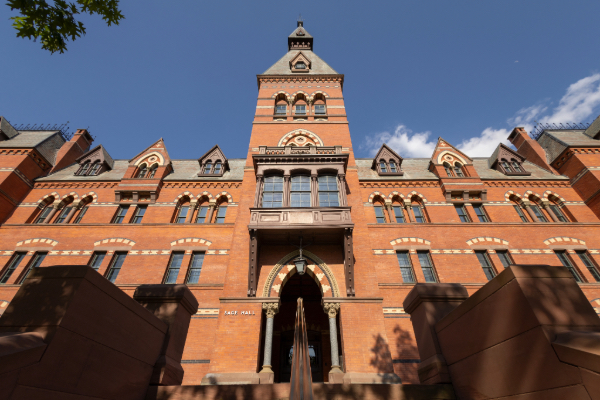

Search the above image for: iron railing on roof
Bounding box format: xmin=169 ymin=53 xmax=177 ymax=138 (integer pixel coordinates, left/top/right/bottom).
xmin=531 ymin=122 xmax=591 ymax=140
xmin=12 ymin=123 xmax=74 ymax=141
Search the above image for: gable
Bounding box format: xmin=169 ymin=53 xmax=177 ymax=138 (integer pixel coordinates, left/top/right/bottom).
xmin=76 ymin=145 xmax=114 ymax=169
xmin=371 ymin=144 xmax=403 ymax=169
xmin=198 ymin=144 xmax=227 ymax=164
xmin=129 ymin=138 xmax=171 ymax=166
xmin=431 ymin=138 xmax=473 ymax=165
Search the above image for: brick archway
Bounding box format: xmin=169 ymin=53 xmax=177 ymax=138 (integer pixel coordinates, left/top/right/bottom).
xmin=261 ymin=249 xmax=340 ymax=298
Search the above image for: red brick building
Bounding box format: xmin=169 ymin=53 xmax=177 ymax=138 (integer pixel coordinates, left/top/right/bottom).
xmin=1 ymin=21 xmax=600 ymax=385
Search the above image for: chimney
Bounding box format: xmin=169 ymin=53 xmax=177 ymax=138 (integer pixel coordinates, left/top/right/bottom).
xmin=50 ymin=129 xmax=94 ymax=174
xmin=508 ymin=127 xmax=556 ymax=173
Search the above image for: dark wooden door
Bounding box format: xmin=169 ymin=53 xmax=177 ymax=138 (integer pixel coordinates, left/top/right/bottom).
xmin=279 ymin=330 xmax=323 ymax=383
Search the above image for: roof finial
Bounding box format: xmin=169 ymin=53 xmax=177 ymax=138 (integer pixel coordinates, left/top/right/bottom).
xmin=298 ymin=14 xmax=303 ymax=27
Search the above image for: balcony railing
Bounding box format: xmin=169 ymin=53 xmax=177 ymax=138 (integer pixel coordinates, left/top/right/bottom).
xmin=258 ymin=145 xmax=343 ymax=155
xmin=249 ymin=207 xmax=352 ymax=229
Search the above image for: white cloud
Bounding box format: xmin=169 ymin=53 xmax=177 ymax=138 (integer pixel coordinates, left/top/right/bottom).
xmin=362 ymin=73 xmax=600 ymax=158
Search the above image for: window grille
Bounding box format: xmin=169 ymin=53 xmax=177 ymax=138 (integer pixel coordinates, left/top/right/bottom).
xmin=530 ymin=204 xmax=548 ymax=222
xmin=576 ymin=251 xmax=600 ymax=282
xmin=413 ymin=205 xmax=425 ymax=223
xmin=112 ymin=205 xmax=129 ymax=224
xmin=475 ymin=251 xmax=496 ymax=280
xmin=513 ymin=205 xmax=528 ymax=222
xmin=35 ymin=206 xmax=52 ymax=224
xmin=216 ymin=206 xmax=227 ymax=223
xmin=89 ymin=252 xmax=106 ymax=271
xmin=455 ymin=204 xmax=471 ymax=222
xmin=473 ymin=204 xmax=489 ymax=222
xmin=131 ymin=205 xmax=147 ymax=224
xmin=0 ymin=252 xmax=26 ymax=284
xmin=213 ymin=163 xmax=222 ymax=175
xmin=443 ymin=163 xmax=453 ymax=177
xmin=196 ymin=205 xmax=208 ymax=223
xmin=374 ymin=206 xmax=386 ymax=223
xmin=389 ymin=162 xmax=397 ymax=173
xmin=263 ymin=176 xmax=284 ymax=208
xmin=555 ymin=251 xmax=582 ymax=282
xmin=315 ymin=104 xmax=326 ymax=114
xmin=73 ymin=206 xmax=88 ymax=223
xmin=295 ymin=105 xmax=306 ymax=115
xmin=176 ymin=205 xmax=189 ymax=223
xmin=19 ymin=252 xmax=47 ymax=283
xmin=511 ymin=161 xmax=522 ymax=172
xmin=275 ymin=105 xmax=287 ymax=115
xmin=396 ymin=251 xmax=415 ymax=283
xmin=318 ymin=175 xmax=339 ymax=207
xmin=54 ymin=206 xmax=72 ymax=224
xmin=291 ymin=175 xmax=311 ymax=207
xmin=106 ymin=253 xmax=127 ymax=283
xmin=454 ymin=164 xmax=464 ymax=177
xmin=496 ymin=250 xmax=513 ymax=269
xmin=549 ymin=204 xmax=568 ymax=222
xmin=393 ymin=205 xmax=405 ymax=223
xmin=186 ymin=252 xmax=205 ymax=284
xmin=417 ymin=251 xmax=437 ymax=282
xmin=380 ymin=161 xmax=387 ymax=173
xmin=164 ymin=252 xmax=184 ymax=284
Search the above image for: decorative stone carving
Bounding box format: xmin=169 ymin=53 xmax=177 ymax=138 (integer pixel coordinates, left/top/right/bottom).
xmin=323 ymin=302 xmax=340 ymax=318
xmin=262 ymin=302 xmax=280 ymax=318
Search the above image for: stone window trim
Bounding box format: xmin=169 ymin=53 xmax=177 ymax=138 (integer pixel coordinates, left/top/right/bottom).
xmin=490 ymin=144 xmax=530 ymax=176
xmin=392 ymin=244 xmax=431 ymax=251
xmin=372 ymin=144 xmax=404 ymax=176
xmin=498 ymin=158 xmax=531 ymax=176
xmin=197 ymin=145 xmax=228 ymax=177
xmin=469 ymin=244 xmax=509 ymax=251
xmin=254 ymin=169 xmax=348 ymax=208
xmin=74 ymin=144 xmax=113 ymax=176
xmin=170 ymin=245 xmax=210 ymax=252
xmin=172 ymin=197 xmax=225 ymax=224
xmin=135 ymin=162 xmax=158 ymax=179
xmin=442 ymin=161 xmax=468 ymax=178
xmin=444 ymin=190 xmax=488 ymax=203
xmin=115 ymin=191 xmax=158 ymax=204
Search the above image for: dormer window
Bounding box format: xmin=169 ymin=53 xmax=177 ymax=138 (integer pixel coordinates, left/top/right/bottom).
xmin=490 ymin=144 xmax=530 ymax=176
xmin=443 ymin=163 xmax=453 ymax=177
xmin=204 ymin=161 xmax=212 ymax=174
xmin=372 ymin=144 xmax=404 ymax=176
xmin=137 ymin=165 xmax=148 ymax=178
xmin=295 ymin=62 xmax=306 ymax=69
xmin=511 ymin=161 xmax=522 ymax=172
xmin=454 ymin=163 xmax=465 ymax=177
xmin=389 ymin=161 xmax=397 ymax=173
xmin=74 ymin=145 xmax=113 ymax=177
xmin=89 ymin=162 xmax=101 ymax=175
xmin=198 ymin=144 xmax=228 ymax=177
xmin=380 ymin=160 xmax=387 ymax=173
xmin=214 ymin=162 xmax=222 ymax=175
xmin=77 ymin=161 xmax=91 ymax=176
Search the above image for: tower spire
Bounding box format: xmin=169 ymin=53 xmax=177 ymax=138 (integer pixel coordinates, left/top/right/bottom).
xmin=298 ymin=14 xmax=303 ymax=27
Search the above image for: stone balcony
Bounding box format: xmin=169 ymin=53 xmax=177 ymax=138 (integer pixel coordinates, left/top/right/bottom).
xmin=248 ymin=207 xmax=353 ymax=230
xmin=258 ymin=145 xmax=343 ymax=155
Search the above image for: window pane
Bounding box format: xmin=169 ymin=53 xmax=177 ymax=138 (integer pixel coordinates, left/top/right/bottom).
xmin=20 ymin=252 xmax=47 ymax=283
xmin=380 ymin=161 xmax=387 ymax=173
xmin=549 ymin=205 xmax=568 ymax=222
xmin=263 ymin=176 xmax=284 ymax=208
xmin=393 ymin=206 xmax=405 ymax=223
xmin=296 ymin=105 xmax=306 ymax=114
xmin=214 ymin=163 xmax=222 ymax=174
xmin=164 ymin=252 xmax=184 ymax=284
xmin=576 ymin=251 xmax=600 ymax=282
xmin=513 ymin=205 xmax=528 ymax=222
xmin=475 ymin=251 xmax=496 ymax=281
xmin=530 ymin=205 xmax=548 ymax=222
xmin=417 ymin=251 xmax=437 ymax=283
xmin=89 ymin=252 xmax=106 ymax=271
xmin=106 ymin=253 xmax=127 ymax=283
xmin=147 ymin=167 xmax=156 ymax=178
xmin=315 ymin=104 xmax=325 ymax=114
xmin=276 ymin=105 xmax=286 ymax=114
xmin=473 ymin=205 xmax=489 ymax=222
xmin=374 ymin=206 xmax=386 ymax=223
xmin=291 ymin=176 xmax=311 ymax=207
xmin=555 ymin=251 xmax=582 ymax=282
xmin=444 ymin=164 xmax=453 ymax=177
xmin=413 ymin=205 xmax=425 ymax=223
xmin=74 ymin=206 xmax=88 ymax=224
xmin=318 ymin=176 xmax=339 ymax=207
xmin=216 ymin=206 xmax=227 ymax=223
xmin=177 ymin=206 xmax=189 ymax=223
xmin=204 ymin=162 xmax=212 ymax=173
xmin=0 ymin=252 xmax=26 ymax=284
xmin=390 ymin=162 xmax=397 ymax=173
xmin=454 ymin=165 xmax=464 ymax=177
xmin=396 ymin=252 xmax=415 ymax=283
xmin=55 ymin=206 xmax=72 ymax=223
xmin=501 ymin=161 xmax=511 ymax=171
xmin=496 ymin=251 xmax=512 ymax=269
xmin=511 ymin=161 xmax=522 ymax=172
xmin=196 ymin=206 xmax=208 ymax=223
xmin=132 ymin=206 xmax=146 ymax=224
xmin=113 ymin=205 xmax=129 ymax=224
xmin=455 ymin=204 xmax=470 ymax=223
xmin=79 ymin=162 xmax=90 ymax=175
xmin=186 ymin=252 xmax=205 ymax=284
xmin=35 ymin=207 xmax=52 ymax=224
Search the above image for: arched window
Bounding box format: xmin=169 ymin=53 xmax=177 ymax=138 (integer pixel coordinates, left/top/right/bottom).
xmin=274 ymin=95 xmax=288 ymax=115
xmin=379 ymin=160 xmax=388 ymax=173
xmin=137 ymin=164 xmax=148 ymax=178
xmin=500 ymin=160 xmax=512 ymax=173
xmin=175 ymin=199 xmax=190 ymax=223
xmin=510 ymin=160 xmax=523 ymax=172
xmin=295 ymin=61 xmax=306 ymax=69
xmin=389 ymin=161 xmax=397 ymax=173
xmin=411 ymin=198 xmax=427 ymax=223
xmin=89 ymin=161 xmax=101 ymax=175
xmin=453 ymin=162 xmax=464 ymax=177
xmin=548 ymin=196 xmax=569 ymax=222
xmin=314 ymin=98 xmax=326 ymax=115
xmin=54 ymin=198 xmax=74 ymax=224
xmin=77 ymin=161 xmax=91 ymax=176
xmin=392 ymin=199 xmax=405 ymax=223
xmin=147 ymin=164 xmax=157 ymax=178
xmin=318 ymin=175 xmax=339 ymax=207
xmin=291 ymin=175 xmax=311 ymax=207
xmin=511 ymin=196 xmax=529 ymax=222
xmin=73 ymin=197 xmax=92 ymax=224
xmin=373 ymin=198 xmax=386 ymax=224
xmin=215 ymin=200 xmax=227 ymax=223
xmin=528 ymin=197 xmax=548 ymax=222
xmin=196 ymin=200 xmax=209 ymax=223
xmin=262 ymin=175 xmax=284 ymax=208
xmin=213 ymin=162 xmax=222 ymax=175
xmin=33 ymin=199 xmax=54 ymax=224
xmin=443 ymin=163 xmax=453 ymax=177
xmin=203 ymin=160 xmax=213 ymax=174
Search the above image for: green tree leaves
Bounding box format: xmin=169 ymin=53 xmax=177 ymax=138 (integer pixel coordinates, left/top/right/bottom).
xmin=7 ymin=0 xmax=124 ymax=54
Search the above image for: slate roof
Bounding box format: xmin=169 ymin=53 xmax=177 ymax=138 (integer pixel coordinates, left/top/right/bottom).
xmin=36 ymin=158 xmax=246 ymax=182
xmin=356 ymin=158 xmax=566 ymax=181
xmin=262 ymin=50 xmax=338 ymax=75
xmin=537 ymin=130 xmax=600 ymax=163
xmin=0 ymin=131 xmax=60 ymax=148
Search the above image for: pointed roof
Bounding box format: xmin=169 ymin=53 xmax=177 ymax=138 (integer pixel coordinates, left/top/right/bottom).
xmin=198 ymin=144 xmax=228 ymax=164
xmin=488 ymin=143 xmax=524 ymax=168
xmin=288 ymin=20 xmax=313 ymax=51
xmin=129 ymin=138 xmax=171 ymax=166
xmin=430 ymin=137 xmax=473 ymax=165
xmin=371 ymin=143 xmax=403 ymax=169
xmin=76 ymin=144 xmax=114 ymax=169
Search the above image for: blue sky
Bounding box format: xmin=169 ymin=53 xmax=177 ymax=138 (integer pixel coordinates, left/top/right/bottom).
xmin=2 ymin=1 xmax=600 ymax=160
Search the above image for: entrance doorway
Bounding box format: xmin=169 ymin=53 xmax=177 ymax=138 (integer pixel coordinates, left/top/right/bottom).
xmin=279 ymin=330 xmax=323 ymax=383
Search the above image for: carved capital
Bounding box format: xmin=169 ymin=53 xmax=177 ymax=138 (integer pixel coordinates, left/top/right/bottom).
xmin=263 ymin=302 xmax=280 ymax=318
xmin=323 ymin=302 xmax=340 ymax=318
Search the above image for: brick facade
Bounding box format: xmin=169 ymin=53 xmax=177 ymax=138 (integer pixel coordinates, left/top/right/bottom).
xmin=1 ymin=22 xmax=600 ymax=385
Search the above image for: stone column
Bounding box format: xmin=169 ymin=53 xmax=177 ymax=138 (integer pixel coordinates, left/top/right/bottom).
xmin=323 ymin=302 xmax=343 ymax=381
xmin=384 ymin=199 xmax=394 ymax=223
xmin=206 ymin=200 xmax=217 ymax=223
xmin=337 ymin=174 xmax=348 ymax=206
xmin=541 ymin=200 xmax=559 ymax=222
xmin=259 ymin=302 xmax=280 ymax=376
xmin=43 ymin=203 xmax=61 ymax=224
xmin=311 ymin=174 xmax=319 ymax=207
xmin=283 ymin=175 xmax=291 ymax=207
xmin=185 ymin=200 xmax=198 ymax=223
xmin=522 ymin=200 xmax=539 ymax=222
xmin=404 ymin=200 xmax=415 ymax=223
xmin=63 ymin=201 xmax=81 ymax=224
xmin=254 ymin=174 xmax=264 ymax=208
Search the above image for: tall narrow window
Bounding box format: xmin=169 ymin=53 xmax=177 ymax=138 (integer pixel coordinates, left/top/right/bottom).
xmin=137 ymin=165 xmax=148 ymax=178
xmin=417 ymin=251 xmax=438 ymax=283
xmin=501 ymin=161 xmax=512 ymax=172
xmin=89 ymin=162 xmax=101 ymax=175
xmin=315 ymin=104 xmax=326 ymax=114
xmin=413 ymin=204 xmax=426 ymax=223
xmin=186 ymin=252 xmax=205 ymax=284
xmin=443 ymin=163 xmax=453 ymax=177
xmin=393 ymin=205 xmax=405 ymax=223
xmin=78 ymin=161 xmax=91 ymax=176
xmin=475 ymin=251 xmax=496 ymax=281
xmin=374 ymin=204 xmax=386 ymax=223
xmin=496 ymin=250 xmax=513 ymax=269
xmin=295 ymin=105 xmax=306 ymax=115
xmin=454 ymin=163 xmax=464 ymax=177
xmin=555 ymin=251 xmax=582 ymax=282
xmin=380 ymin=161 xmax=387 ymax=173
xmin=396 ymin=251 xmax=416 ymax=283
xmin=54 ymin=205 xmax=72 ymax=223
xmin=455 ymin=204 xmax=471 ymax=223
xmin=131 ymin=205 xmax=147 ymax=224
xmin=196 ymin=204 xmax=209 ymax=223
xmin=472 ymin=204 xmax=489 ymax=222
xmin=106 ymin=252 xmax=127 ymax=283
xmin=216 ymin=205 xmax=227 ymax=223
xmin=35 ymin=206 xmax=53 ymax=224
xmin=291 ymin=175 xmax=311 ymax=207
xmin=164 ymin=252 xmax=184 ymax=284
xmin=263 ymin=176 xmax=284 ymax=208
xmin=576 ymin=251 xmax=600 ymax=282
xmin=530 ymin=204 xmax=548 ymax=222
xmin=318 ymin=175 xmax=339 ymax=207
xmin=204 ymin=161 xmax=212 ymax=174
xmin=549 ymin=204 xmax=568 ymax=222
xmin=112 ymin=205 xmax=129 ymax=224
xmin=513 ymin=205 xmax=529 ymax=222
xmin=511 ymin=161 xmax=523 ymax=172
xmin=88 ymin=252 xmax=106 ymax=271
xmin=147 ymin=165 xmax=157 ymax=178
xmin=73 ymin=205 xmax=88 ymax=224
xmin=19 ymin=252 xmax=47 ymax=284
xmin=213 ymin=162 xmax=222 ymax=175
xmin=176 ymin=204 xmax=189 ymax=223
xmin=0 ymin=252 xmax=26 ymax=284
xmin=389 ymin=161 xmax=397 ymax=173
